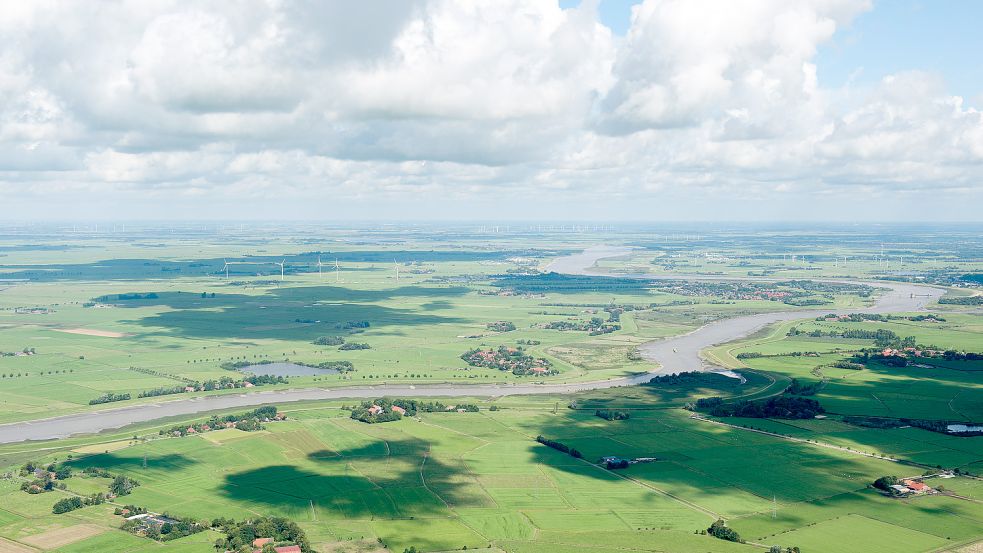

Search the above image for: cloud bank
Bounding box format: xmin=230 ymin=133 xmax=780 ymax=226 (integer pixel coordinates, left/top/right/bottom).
xmin=1 ymin=0 xmax=981 ymax=220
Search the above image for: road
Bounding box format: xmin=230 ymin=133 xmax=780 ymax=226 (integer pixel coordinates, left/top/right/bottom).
xmin=0 ymin=247 xmax=941 ymax=444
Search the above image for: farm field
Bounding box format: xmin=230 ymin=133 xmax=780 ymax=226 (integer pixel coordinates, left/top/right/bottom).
xmin=3 ymin=394 xmax=982 ymax=553
xmin=0 ymin=229 xmax=903 ymax=425
xmin=1 ymin=224 xmax=982 ymax=553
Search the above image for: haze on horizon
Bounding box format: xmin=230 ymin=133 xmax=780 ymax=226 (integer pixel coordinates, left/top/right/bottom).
xmin=1 ymin=0 xmax=982 ymax=222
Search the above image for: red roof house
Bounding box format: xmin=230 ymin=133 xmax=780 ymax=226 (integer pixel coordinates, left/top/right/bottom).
xmin=903 ymin=479 xmax=929 ymax=492
xmin=251 ymin=546 xmax=302 ymax=553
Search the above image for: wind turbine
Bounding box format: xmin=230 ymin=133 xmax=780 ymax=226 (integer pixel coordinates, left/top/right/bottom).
xmin=222 ymin=259 xmax=230 ymax=279
xmin=275 ymin=259 xmax=286 ymax=281
xmin=316 ymin=256 xmax=324 ymax=279
xmin=335 ymin=258 xmax=340 ymax=283
xmin=394 ymin=259 xmax=400 ymax=282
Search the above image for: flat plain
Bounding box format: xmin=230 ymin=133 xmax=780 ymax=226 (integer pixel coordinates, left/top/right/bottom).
xmin=1 ymin=223 xmax=982 ymax=552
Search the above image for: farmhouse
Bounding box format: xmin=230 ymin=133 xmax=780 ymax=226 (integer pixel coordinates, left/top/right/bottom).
xmin=253 ymin=538 xmax=273 ymax=548
xmin=889 ymin=484 xmax=911 ymax=495
xmin=250 ymin=546 xmax=301 ymax=553
xmin=125 ymin=512 xmax=180 ymax=534
xmin=902 ymin=479 xmax=930 ymax=493
xmin=368 ymin=405 xmax=384 ymax=416
xmin=947 ymin=424 xmax=983 ymax=433
xmin=391 ymin=405 xmax=406 ymax=415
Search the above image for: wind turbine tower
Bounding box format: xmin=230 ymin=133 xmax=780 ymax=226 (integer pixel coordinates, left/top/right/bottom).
xmin=276 ymin=259 xmax=286 ymax=281
xmin=335 ymin=258 xmax=340 ymax=283
xmin=222 ymin=259 xmax=230 ymax=279
xmin=394 ymin=259 xmax=400 ymax=282
xmin=316 ymin=256 xmax=324 ymax=279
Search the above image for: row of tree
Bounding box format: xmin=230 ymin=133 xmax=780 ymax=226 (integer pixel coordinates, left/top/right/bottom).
xmin=52 ymin=493 xmax=105 ymax=514
xmin=88 ymin=392 xmax=131 ymax=405
xmin=694 ymin=396 xmax=825 ymax=419
xmin=536 ymin=435 xmax=583 ymax=459
xmin=211 ymin=516 xmax=312 ymax=552
xmin=159 ymin=406 xmax=281 ymax=436
xmin=595 ymin=409 xmax=630 ymax=421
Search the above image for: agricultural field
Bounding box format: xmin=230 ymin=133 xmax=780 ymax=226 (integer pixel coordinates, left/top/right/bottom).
xmin=0 ymin=227 xmax=911 ymax=425
xmin=1 ymin=392 xmax=982 ymax=553
xmin=1 ymin=223 xmax=982 ymax=552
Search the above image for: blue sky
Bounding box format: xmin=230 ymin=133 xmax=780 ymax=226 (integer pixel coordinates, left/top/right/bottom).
xmin=582 ymin=0 xmax=983 ymax=105
xmin=818 ymin=0 xmax=983 ymax=104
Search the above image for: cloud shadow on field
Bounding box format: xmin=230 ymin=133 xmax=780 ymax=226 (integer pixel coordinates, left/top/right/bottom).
xmin=219 ymin=438 xmax=489 ymax=527
xmin=66 ymin=452 xmax=198 ymax=473
xmin=104 ymin=286 xmax=470 ymax=340
xmin=0 ymin=249 xmax=551 ymax=282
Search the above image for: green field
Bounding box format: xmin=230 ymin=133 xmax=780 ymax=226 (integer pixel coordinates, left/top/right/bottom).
xmin=2 ymin=225 xmax=982 ymax=552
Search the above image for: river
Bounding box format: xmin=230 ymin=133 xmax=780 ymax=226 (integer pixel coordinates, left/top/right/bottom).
xmin=548 ymin=245 xmax=941 ymax=371
xmin=0 ymin=247 xmax=940 ymax=444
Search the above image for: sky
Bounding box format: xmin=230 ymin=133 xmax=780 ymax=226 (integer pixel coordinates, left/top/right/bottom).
xmin=1 ymin=0 xmax=982 ymax=222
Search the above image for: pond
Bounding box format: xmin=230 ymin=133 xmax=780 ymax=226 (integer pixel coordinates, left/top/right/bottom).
xmin=239 ymin=362 xmax=339 ymax=377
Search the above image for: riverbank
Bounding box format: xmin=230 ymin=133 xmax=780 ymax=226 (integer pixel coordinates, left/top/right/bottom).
xmin=0 ymin=246 xmax=942 ymax=443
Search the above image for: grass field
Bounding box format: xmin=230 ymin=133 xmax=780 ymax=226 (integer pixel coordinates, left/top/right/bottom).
xmin=2 ymin=396 xmax=982 ymax=552
xmin=1 ymin=226 xmax=982 ymax=552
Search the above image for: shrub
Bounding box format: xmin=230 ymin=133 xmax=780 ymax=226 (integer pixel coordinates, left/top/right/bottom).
xmin=52 ymin=497 xmax=83 ymax=514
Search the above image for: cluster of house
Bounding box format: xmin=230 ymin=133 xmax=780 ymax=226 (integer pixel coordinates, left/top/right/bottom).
xmin=125 ymin=512 xmax=180 ymax=530
xmin=367 ymin=404 xmax=406 ymax=416
xmin=947 ymin=424 xmax=983 ymax=433
xmin=880 ymin=347 xmax=942 ymax=358
xmin=182 ymin=382 xmax=257 ymax=393
xmin=247 ymin=538 xmax=301 ymax=553
xmin=173 ymin=411 xmax=286 ymax=436
xmin=14 ymin=307 xmax=50 ymax=315
xmin=599 ymin=456 xmax=657 ymax=467
xmin=889 ymin=479 xmax=934 ymax=496
xmin=32 ymin=467 xmax=57 ymax=479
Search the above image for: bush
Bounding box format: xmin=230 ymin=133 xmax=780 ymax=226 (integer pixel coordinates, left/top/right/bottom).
xmin=110 ymin=475 xmax=140 ymax=496
xmin=703 ymin=396 xmax=824 ymax=419
xmin=317 ymin=360 xmax=355 ymax=372
xmin=707 ymin=519 xmax=742 ymax=543
xmin=339 ymin=342 xmax=371 ymax=350
xmin=595 ymin=409 xmax=630 ymax=421
xmin=52 ymin=497 xmax=83 ymax=514
xmin=89 ymin=392 xmax=131 ymax=405
xmin=873 ymin=476 xmax=899 ymax=491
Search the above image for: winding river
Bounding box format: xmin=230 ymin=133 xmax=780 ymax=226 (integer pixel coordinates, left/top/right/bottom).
xmin=0 ymin=247 xmax=941 ymax=444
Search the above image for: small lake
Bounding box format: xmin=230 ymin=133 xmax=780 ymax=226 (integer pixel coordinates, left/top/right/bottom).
xmin=239 ymin=362 xmax=339 ymax=377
